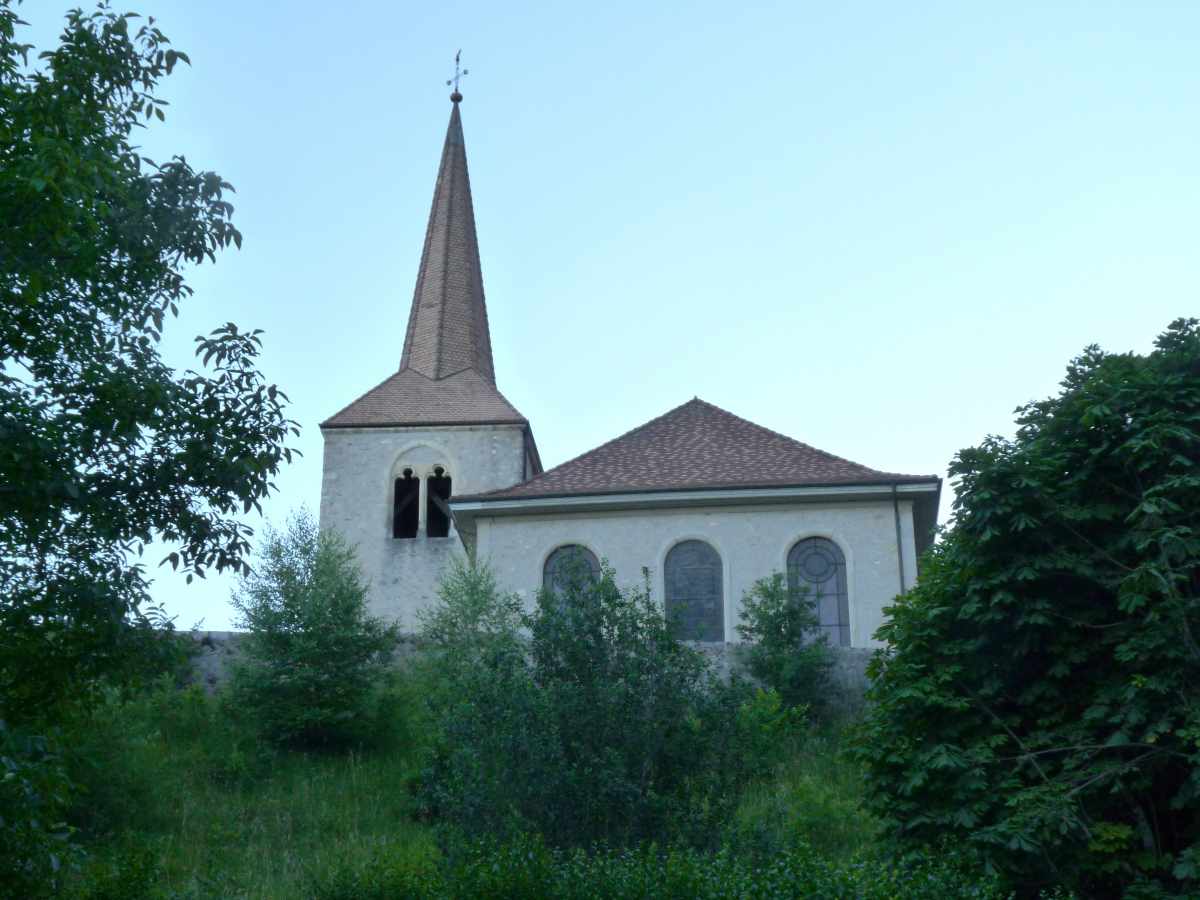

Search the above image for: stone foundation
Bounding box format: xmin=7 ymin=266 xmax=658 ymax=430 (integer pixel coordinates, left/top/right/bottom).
xmin=186 ymin=631 xmax=875 ymax=707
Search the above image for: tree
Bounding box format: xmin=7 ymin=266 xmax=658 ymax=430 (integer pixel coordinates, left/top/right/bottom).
xmin=229 ymin=510 xmax=398 ymax=749
xmin=736 ymin=573 xmax=834 ymax=714
xmin=854 ymin=319 xmax=1200 ymax=897
xmin=419 ymin=558 xmax=774 ymax=848
xmin=0 ymin=2 xmax=298 ymax=722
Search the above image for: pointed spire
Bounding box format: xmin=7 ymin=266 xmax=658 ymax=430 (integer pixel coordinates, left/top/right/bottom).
xmin=399 ymin=94 xmax=496 ymax=383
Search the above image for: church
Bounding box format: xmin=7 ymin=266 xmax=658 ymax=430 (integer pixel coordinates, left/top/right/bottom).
xmin=319 ymin=90 xmax=941 ymax=648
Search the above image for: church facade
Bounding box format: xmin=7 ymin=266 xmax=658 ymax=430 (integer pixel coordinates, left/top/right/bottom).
xmin=320 ymin=93 xmax=940 ymax=646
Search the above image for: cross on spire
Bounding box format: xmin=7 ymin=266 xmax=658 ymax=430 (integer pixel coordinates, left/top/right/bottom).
xmin=446 ymin=50 xmax=468 ymax=101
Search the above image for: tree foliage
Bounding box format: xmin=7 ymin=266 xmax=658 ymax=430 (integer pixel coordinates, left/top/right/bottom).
xmin=418 ymin=559 xmax=777 ymax=849
xmin=736 ymin=573 xmax=834 ymax=714
xmin=0 ymin=2 xmax=297 ymax=721
xmin=855 ymin=319 xmax=1200 ymax=897
xmin=229 ymin=510 xmax=399 ymax=749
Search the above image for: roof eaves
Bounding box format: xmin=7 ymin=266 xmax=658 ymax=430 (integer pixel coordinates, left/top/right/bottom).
xmin=321 ymin=416 xmax=529 ymax=431
xmin=454 ymin=474 xmax=942 ymax=504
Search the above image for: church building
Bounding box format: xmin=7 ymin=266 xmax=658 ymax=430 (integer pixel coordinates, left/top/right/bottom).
xmin=320 ymin=90 xmax=940 ymax=647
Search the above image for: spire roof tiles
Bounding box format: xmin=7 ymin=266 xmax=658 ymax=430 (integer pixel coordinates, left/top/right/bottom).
xmin=323 ymin=96 xmax=520 ymax=430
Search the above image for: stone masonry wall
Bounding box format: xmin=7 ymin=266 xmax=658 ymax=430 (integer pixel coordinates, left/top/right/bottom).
xmin=319 ymin=423 xmax=527 ymax=631
xmin=184 ymin=630 xmax=873 ymax=706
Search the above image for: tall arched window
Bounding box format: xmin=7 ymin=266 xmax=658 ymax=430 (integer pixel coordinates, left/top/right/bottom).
xmin=426 ymin=466 xmax=452 ymax=538
xmin=664 ymin=540 xmax=723 ymax=642
xmin=392 ymin=468 xmax=419 ymax=539
xmin=542 ymin=544 xmax=601 ymax=595
xmin=787 ymin=537 xmax=849 ymax=647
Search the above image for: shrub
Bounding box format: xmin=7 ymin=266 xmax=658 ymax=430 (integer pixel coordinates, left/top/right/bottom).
xmin=418 ymin=559 xmax=774 ymax=848
xmin=854 ymin=319 xmax=1200 ymax=897
xmin=229 ymin=510 xmax=398 ymax=749
xmin=736 ymin=572 xmax=835 ymax=713
xmin=0 ymin=721 xmax=79 ymax=898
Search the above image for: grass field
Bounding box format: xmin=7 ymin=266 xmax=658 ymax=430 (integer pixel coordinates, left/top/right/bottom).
xmin=59 ymin=675 xmax=893 ymax=898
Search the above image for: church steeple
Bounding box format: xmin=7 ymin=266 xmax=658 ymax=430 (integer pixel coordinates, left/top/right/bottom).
xmin=399 ymin=93 xmax=496 ymax=384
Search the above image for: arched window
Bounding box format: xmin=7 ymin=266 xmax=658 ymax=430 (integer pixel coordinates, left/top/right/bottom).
xmin=542 ymin=544 xmax=601 ymax=595
xmin=426 ymin=466 xmax=452 ymax=538
xmin=664 ymin=540 xmax=723 ymax=642
xmin=787 ymin=537 xmax=849 ymax=647
xmin=392 ymin=468 xmax=419 ymax=539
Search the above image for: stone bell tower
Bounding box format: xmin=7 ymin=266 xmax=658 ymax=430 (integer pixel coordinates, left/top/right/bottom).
xmin=319 ymin=88 xmax=541 ymax=630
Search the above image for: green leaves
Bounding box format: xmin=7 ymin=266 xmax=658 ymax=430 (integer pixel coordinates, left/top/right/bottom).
xmin=735 ymin=573 xmax=835 ymax=715
xmin=855 ymin=319 xmax=1200 ymax=896
xmin=228 ymin=510 xmax=399 ymax=750
xmin=0 ymin=2 xmax=298 ymax=724
xmin=419 ymin=561 xmax=764 ymax=849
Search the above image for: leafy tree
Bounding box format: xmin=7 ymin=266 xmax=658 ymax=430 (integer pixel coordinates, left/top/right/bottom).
xmin=0 ymin=721 xmax=78 ymax=897
xmin=855 ymin=319 xmax=1200 ymax=897
xmin=736 ymin=573 xmax=834 ymax=714
xmin=229 ymin=510 xmax=399 ymax=749
xmin=0 ymin=2 xmax=297 ymax=722
xmin=419 ymin=558 xmax=776 ymax=848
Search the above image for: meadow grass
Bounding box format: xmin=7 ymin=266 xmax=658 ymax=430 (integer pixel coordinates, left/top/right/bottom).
xmin=727 ymin=722 xmax=882 ymax=860
xmin=63 ymin=678 xmax=439 ymax=899
xmin=62 ymin=680 xmax=893 ymax=898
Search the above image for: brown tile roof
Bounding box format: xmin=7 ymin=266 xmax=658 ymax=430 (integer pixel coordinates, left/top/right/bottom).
xmin=321 ymin=367 xmax=527 ymax=429
xmin=462 ymin=399 xmax=937 ymax=499
xmin=325 ymin=96 xmax=520 ymax=430
xmin=399 ymin=98 xmax=496 ymax=383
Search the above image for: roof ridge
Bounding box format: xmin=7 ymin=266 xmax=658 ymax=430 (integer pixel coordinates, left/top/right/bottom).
xmin=689 ymin=398 xmax=902 ymax=478
xmin=490 ymin=397 xmax=701 ymax=494
xmin=462 ymin=397 xmax=938 ymax=500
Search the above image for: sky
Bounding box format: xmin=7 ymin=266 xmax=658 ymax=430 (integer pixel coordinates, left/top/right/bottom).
xmin=20 ymin=1 xmax=1200 ymax=630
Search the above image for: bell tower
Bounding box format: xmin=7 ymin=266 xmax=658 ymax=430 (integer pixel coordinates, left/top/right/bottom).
xmin=319 ymin=87 xmax=540 ymax=629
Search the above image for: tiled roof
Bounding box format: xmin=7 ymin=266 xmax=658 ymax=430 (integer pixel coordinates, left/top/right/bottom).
xmin=399 ymin=99 xmax=495 ymax=383
xmin=463 ymin=399 xmax=937 ymax=499
xmin=322 ymin=368 xmax=526 ymax=429
xmin=324 ymin=96 xmax=520 ymax=430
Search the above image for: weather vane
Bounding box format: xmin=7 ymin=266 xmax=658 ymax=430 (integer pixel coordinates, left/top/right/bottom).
xmin=446 ymin=50 xmax=469 ymax=98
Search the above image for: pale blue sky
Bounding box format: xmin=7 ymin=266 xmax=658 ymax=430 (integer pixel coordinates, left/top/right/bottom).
xmin=22 ymin=2 xmax=1200 ymax=629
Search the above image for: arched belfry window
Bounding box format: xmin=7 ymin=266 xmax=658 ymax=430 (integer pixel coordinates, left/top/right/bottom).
xmin=787 ymin=537 xmax=849 ymax=647
xmin=426 ymin=466 xmax=452 ymax=538
xmin=543 ymin=544 xmax=601 ymax=595
xmin=393 ymin=469 xmax=419 ymax=539
xmin=664 ymin=540 xmax=723 ymax=642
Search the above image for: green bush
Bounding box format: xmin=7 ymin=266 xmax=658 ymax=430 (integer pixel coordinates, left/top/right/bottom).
xmin=0 ymin=721 xmax=79 ymax=897
xmin=736 ymin=572 xmax=835 ymax=713
xmin=418 ymin=558 xmax=776 ymax=848
xmin=855 ymin=319 xmax=1200 ymax=897
xmin=229 ymin=510 xmax=399 ymax=749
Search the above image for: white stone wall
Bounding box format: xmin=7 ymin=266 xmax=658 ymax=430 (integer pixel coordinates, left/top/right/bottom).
xmin=319 ymin=424 xmax=526 ymax=630
xmin=474 ymin=499 xmax=918 ymax=648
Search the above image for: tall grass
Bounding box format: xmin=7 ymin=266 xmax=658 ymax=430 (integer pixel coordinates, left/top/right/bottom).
xmin=58 ymin=675 xmax=1010 ymax=898
xmin=62 ymin=677 xmax=437 ymax=899
xmin=725 ymin=722 xmax=882 ymax=860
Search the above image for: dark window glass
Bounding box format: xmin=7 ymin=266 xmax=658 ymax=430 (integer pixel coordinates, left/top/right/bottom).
xmin=542 ymin=544 xmax=601 ymax=595
xmin=664 ymin=540 xmax=723 ymax=642
xmin=393 ymin=469 xmax=419 ymax=539
xmin=426 ymin=466 xmax=452 ymax=538
xmin=787 ymin=537 xmax=849 ymax=647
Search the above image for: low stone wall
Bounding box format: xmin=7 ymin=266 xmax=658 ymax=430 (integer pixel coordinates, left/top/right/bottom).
xmin=183 ymin=631 xmax=426 ymax=692
xmin=185 ymin=631 xmax=875 ymax=706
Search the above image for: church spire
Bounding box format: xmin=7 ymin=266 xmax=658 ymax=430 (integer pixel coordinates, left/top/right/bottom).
xmin=399 ymin=90 xmax=496 ymax=383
